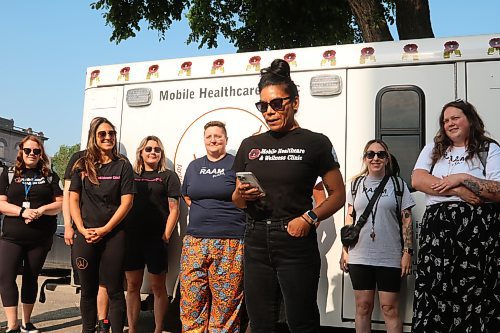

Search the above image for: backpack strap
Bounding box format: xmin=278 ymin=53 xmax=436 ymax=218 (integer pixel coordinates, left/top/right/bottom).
xmin=391 ymin=176 xmax=405 ymax=249
xmin=350 ymin=176 xmax=364 ymax=223
xmin=478 ymin=141 xmax=490 ymax=177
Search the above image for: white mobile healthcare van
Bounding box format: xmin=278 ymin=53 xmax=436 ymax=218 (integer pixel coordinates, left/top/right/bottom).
xmin=80 ymin=34 xmax=500 ymax=331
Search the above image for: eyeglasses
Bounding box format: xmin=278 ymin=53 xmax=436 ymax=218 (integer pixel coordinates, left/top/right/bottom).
xmin=364 ymin=150 xmax=388 ymax=159
xmin=22 ymin=148 xmax=42 ymax=156
xmin=97 ymin=130 xmax=117 ymax=140
xmin=255 ymin=97 xmax=292 ymax=113
xmin=144 ymin=146 xmax=161 ymax=153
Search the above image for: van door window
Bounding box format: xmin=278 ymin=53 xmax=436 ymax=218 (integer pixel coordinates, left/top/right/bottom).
xmin=376 ymin=86 xmax=425 ymax=189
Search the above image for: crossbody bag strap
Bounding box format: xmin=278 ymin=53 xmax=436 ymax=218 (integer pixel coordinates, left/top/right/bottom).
xmin=355 ymin=175 xmax=390 ymax=229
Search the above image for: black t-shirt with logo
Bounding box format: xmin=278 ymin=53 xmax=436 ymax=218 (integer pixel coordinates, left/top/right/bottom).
xmin=233 ymin=128 xmax=339 ymax=220
xmin=69 ymin=158 xmax=135 ymax=229
xmin=0 ymin=168 xmax=63 ymax=244
xmin=126 ymin=170 xmax=181 ymax=238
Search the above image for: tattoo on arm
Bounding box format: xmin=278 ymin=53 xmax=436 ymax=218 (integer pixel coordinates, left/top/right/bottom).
xmin=402 ymin=209 xmax=413 ymax=249
xmin=463 ymin=179 xmax=481 ymax=196
xmin=463 ymin=178 xmax=500 ymax=197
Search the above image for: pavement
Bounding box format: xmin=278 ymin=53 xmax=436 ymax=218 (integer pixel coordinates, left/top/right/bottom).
xmin=0 ymin=275 xmax=180 ymax=333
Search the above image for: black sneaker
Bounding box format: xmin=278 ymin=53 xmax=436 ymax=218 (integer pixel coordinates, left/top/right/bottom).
xmin=20 ymin=322 xmax=39 ymax=333
xmin=96 ymin=319 xmax=110 ymax=333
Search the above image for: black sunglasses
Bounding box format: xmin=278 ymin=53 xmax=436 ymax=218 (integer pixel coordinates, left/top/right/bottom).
xmin=144 ymin=146 xmax=161 ymax=153
xmin=255 ymin=97 xmax=292 ymax=113
xmin=97 ymin=130 xmax=117 ymax=139
xmin=364 ymin=150 xmax=388 ymax=159
xmin=22 ymin=148 xmax=42 ymax=156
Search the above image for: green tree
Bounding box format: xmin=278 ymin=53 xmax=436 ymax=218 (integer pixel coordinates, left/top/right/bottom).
xmin=52 ymin=144 xmax=80 ymax=184
xmin=90 ymin=0 xmax=434 ymax=51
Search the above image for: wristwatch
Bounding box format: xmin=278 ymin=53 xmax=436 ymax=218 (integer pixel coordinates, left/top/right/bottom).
xmin=305 ymin=210 xmax=319 ymax=227
xmin=403 ymin=248 xmax=414 ymax=256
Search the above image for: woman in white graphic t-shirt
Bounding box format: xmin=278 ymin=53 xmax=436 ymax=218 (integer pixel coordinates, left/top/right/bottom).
xmin=411 ymin=100 xmax=500 ymax=333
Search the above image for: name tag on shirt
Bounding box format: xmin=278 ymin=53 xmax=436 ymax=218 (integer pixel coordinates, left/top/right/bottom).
xmin=22 ymin=201 xmax=30 ymax=209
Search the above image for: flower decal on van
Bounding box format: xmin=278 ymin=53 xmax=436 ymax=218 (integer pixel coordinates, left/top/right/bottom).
xmin=284 ymin=53 xmax=297 ymax=67
xmin=179 ymin=61 xmax=192 ymax=76
xmin=487 ymin=38 xmax=500 ymax=55
xmin=321 ymin=50 xmax=336 ymax=67
xmin=118 ymin=66 xmax=130 ymax=81
xmin=444 ymin=41 xmax=461 ymax=58
xmin=146 ymin=64 xmax=159 ymax=79
xmin=89 ymin=70 xmax=100 ymax=86
xmin=402 ymin=44 xmax=419 ymax=61
xmin=247 ymin=56 xmax=261 ymax=72
xmin=360 ymin=47 xmax=376 ymax=64
xmin=211 ymin=59 xmax=225 ymax=74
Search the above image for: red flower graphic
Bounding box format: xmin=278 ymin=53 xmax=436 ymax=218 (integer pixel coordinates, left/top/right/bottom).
xmin=120 ymin=67 xmax=130 ymax=75
xmin=489 ymin=38 xmax=500 ymax=48
xmin=323 ymin=50 xmax=336 ymax=59
xmin=249 ymin=56 xmax=261 ymax=65
xmin=403 ymin=44 xmax=418 ymax=53
xmin=249 ymin=149 xmax=261 ymax=160
xmin=444 ymin=41 xmax=459 ymax=51
xmin=148 ymin=64 xmax=159 ymax=73
xmin=181 ymin=61 xmax=192 ymax=70
xmin=284 ymin=53 xmax=296 ymax=62
xmin=213 ymin=59 xmax=224 ymax=68
xmin=90 ymin=70 xmax=100 ymax=79
xmin=361 ymin=47 xmax=375 ymax=56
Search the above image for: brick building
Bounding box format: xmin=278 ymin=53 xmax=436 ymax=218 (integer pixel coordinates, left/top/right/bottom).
xmin=0 ymin=117 xmax=48 ymax=167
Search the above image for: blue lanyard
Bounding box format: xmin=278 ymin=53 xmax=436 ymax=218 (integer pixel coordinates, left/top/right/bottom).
xmin=23 ymin=172 xmax=37 ymax=201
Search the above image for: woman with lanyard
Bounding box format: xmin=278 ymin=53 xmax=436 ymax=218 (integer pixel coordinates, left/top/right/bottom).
xmin=124 ymin=135 xmax=180 ymax=333
xmin=339 ymin=139 xmax=415 ymax=333
xmin=0 ymin=135 xmax=63 ymax=333
xmin=180 ymin=121 xmax=246 ymax=332
xmin=412 ymin=100 xmax=500 ymax=332
xmin=69 ymin=117 xmax=134 ymax=333
xmin=232 ymin=59 xmax=345 ymax=333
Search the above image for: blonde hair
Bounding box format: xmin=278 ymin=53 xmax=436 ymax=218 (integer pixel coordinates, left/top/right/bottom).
xmin=352 ymin=139 xmax=394 ymax=180
xmin=133 ymin=135 xmax=168 ymax=174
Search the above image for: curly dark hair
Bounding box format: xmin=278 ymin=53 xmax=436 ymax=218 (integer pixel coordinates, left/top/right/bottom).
xmin=431 ymin=100 xmax=495 ymax=165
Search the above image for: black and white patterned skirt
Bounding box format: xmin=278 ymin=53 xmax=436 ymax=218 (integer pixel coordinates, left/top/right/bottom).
xmin=412 ymin=201 xmax=499 ymax=333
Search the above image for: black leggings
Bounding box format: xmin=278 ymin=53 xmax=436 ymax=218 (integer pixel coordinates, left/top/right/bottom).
xmin=72 ymin=229 xmax=126 ymax=333
xmin=0 ymin=238 xmax=52 ymax=306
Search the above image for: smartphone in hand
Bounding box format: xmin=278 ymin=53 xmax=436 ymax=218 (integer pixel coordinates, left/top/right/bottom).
xmin=236 ymin=172 xmax=265 ymax=195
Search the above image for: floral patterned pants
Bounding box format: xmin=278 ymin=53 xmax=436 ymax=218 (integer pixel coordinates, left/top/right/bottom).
xmin=180 ymin=235 xmax=244 ymax=333
xmin=412 ymin=202 xmax=499 ymax=333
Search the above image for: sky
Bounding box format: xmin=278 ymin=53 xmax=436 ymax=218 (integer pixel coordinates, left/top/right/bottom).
xmin=1 ymin=0 xmax=499 ymax=155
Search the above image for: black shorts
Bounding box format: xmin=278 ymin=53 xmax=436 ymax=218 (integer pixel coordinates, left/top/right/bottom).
xmin=348 ymin=264 xmax=401 ymax=292
xmin=124 ymin=235 xmax=168 ymax=275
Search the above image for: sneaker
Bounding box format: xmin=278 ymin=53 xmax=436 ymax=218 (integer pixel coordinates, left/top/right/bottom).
xmin=96 ymin=319 xmax=110 ymax=333
xmin=20 ymin=322 xmax=39 ymax=333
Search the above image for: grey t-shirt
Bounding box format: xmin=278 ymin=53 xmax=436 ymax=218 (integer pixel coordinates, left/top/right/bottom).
xmin=347 ymin=175 xmax=415 ymax=268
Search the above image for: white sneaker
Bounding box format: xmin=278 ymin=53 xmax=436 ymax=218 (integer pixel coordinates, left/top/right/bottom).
xmin=21 ymin=322 xmax=40 ymax=333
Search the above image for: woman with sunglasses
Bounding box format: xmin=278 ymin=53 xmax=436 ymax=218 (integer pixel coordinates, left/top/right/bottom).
xmin=0 ymin=135 xmax=63 ymax=333
xmin=339 ymin=140 xmax=415 ymax=333
xmin=69 ymin=117 xmax=134 ymax=333
xmin=124 ymin=136 xmax=180 ymax=333
xmin=232 ymin=59 xmax=345 ymax=333
xmin=180 ymin=121 xmax=246 ymax=332
xmin=412 ymin=100 xmax=500 ymax=332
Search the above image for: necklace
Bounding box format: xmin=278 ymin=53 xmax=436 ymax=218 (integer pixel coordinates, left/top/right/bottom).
xmin=362 ymin=177 xmax=383 ymax=241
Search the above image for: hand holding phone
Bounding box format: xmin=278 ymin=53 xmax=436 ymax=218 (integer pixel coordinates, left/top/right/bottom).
xmin=236 ymin=172 xmax=265 ymax=195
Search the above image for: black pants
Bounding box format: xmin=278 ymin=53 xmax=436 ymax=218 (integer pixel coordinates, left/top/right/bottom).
xmin=244 ymin=219 xmax=321 ymax=333
xmin=72 ymin=229 xmax=126 ymax=333
xmin=0 ymin=238 xmax=52 ymax=306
